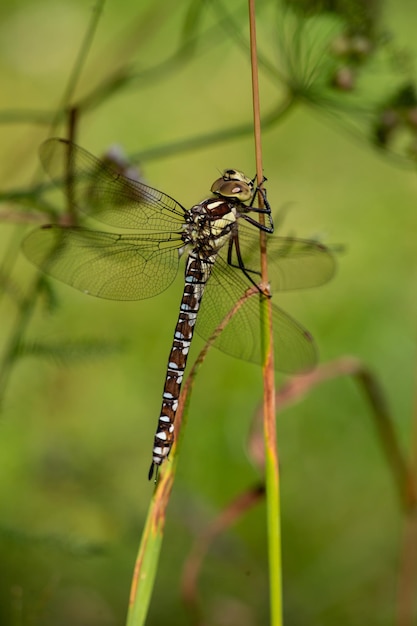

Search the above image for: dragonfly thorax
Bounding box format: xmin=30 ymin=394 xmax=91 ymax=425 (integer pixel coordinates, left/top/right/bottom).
xmin=182 ymin=169 xmax=254 ymax=250
xmin=185 ymin=198 xmax=237 ymax=253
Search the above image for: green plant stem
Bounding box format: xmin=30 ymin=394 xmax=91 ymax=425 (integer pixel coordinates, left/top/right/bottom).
xmin=126 ymin=474 xmax=171 ymax=626
xmin=248 ymin=0 xmax=282 ymax=623
xmin=260 ymin=293 xmax=282 ymax=626
xmin=265 ymin=445 xmax=282 ymax=624
xmin=49 ymin=0 xmax=106 ymax=134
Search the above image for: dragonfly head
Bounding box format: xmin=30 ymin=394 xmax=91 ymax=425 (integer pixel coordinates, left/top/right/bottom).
xmin=211 ymin=169 xmax=254 ymax=203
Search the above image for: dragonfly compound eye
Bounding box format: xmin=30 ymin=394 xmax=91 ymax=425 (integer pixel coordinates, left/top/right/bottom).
xmin=211 ymin=172 xmax=254 ymax=202
xmin=222 ymin=169 xmax=253 ymax=186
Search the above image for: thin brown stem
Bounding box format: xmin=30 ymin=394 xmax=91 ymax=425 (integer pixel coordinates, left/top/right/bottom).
xmin=181 ymin=483 xmax=265 ymax=622
xmin=248 ymin=2 xmax=280 ymax=625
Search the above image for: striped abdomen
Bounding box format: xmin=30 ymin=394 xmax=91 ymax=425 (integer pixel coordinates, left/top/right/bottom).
xmin=148 ymin=250 xmax=213 ymax=479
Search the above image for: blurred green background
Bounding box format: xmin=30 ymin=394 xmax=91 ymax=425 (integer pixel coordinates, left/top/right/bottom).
xmin=0 ymin=0 xmax=416 ymax=624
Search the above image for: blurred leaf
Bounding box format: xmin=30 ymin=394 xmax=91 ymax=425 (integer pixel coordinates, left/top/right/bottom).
xmin=0 ymin=524 xmax=107 ymax=557
xmin=0 ymin=270 xmax=22 ymax=305
xmin=180 ymin=0 xmax=206 ymax=56
xmin=16 ymin=338 xmax=125 ymax=365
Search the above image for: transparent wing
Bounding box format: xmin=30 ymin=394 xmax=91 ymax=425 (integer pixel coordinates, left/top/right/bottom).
xmin=233 ymin=220 xmax=336 ymax=291
xmin=22 ymin=225 xmax=183 ymax=300
xmin=197 ymin=256 xmax=317 ymax=374
xmin=40 ymin=138 xmax=187 ymax=230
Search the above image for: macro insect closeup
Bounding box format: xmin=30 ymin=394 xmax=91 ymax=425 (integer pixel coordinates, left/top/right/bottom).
xmin=23 ymin=138 xmax=336 ymax=479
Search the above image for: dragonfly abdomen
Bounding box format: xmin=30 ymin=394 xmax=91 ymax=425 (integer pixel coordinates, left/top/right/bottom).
xmin=148 ymin=251 xmax=213 ymax=479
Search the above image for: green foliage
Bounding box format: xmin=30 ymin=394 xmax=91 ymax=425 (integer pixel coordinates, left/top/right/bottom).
xmin=0 ymin=0 xmax=416 ymax=625
xmin=16 ymin=338 xmax=124 ymax=365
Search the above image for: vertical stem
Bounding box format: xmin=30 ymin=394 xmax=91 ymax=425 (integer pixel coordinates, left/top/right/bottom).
xmin=64 ymin=109 xmax=79 ymax=226
xmin=397 ymin=360 xmax=417 ymax=626
xmin=248 ymin=2 xmax=282 ymax=625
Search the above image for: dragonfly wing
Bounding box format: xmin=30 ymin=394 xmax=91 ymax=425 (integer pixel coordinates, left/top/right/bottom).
xmin=197 ymin=256 xmax=317 ymax=373
xmin=234 ymin=221 xmax=336 ymax=291
xmin=40 ymin=138 xmax=187 ymax=230
xmin=22 ymin=225 xmax=182 ymax=300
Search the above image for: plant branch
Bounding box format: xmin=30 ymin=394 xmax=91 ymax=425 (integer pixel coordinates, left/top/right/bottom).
xmin=248 ymin=2 xmax=281 ymax=625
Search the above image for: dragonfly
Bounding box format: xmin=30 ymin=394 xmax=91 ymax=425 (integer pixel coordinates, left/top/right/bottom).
xmin=23 ymin=138 xmax=336 ymax=479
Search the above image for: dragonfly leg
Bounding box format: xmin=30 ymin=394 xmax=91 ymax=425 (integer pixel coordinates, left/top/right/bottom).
xmin=245 ymin=186 xmax=274 ymax=232
xmin=148 ymin=461 xmax=160 ymax=483
xmin=250 ymin=173 xmax=268 ymax=187
xmin=242 ymin=213 xmax=274 ymax=233
xmin=226 ymin=236 xmax=271 ymax=297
